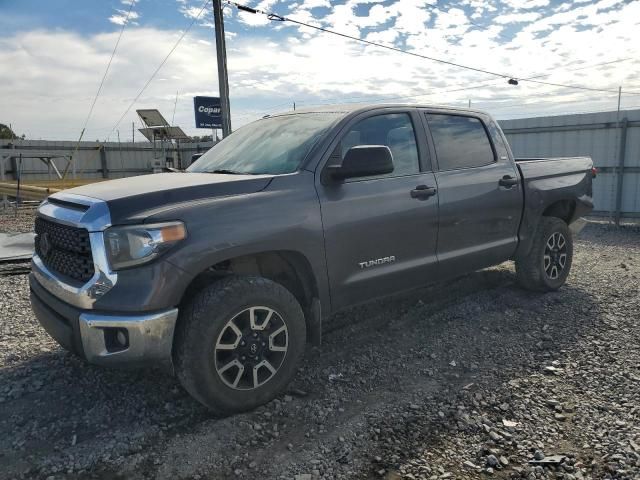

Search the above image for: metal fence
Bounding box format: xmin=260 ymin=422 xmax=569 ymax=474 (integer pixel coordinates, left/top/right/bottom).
xmin=500 ymin=109 xmax=640 ymax=221
xmin=0 ymin=139 xmax=215 ymax=183
xmin=2 ymin=109 xmax=639 ymax=220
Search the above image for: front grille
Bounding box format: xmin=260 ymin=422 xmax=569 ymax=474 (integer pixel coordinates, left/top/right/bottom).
xmin=35 ymin=217 xmax=95 ymax=282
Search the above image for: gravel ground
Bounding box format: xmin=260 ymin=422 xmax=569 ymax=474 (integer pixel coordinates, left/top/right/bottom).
xmin=0 ymin=206 xmax=39 ymax=234
xmin=0 ymin=210 xmax=638 ymax=480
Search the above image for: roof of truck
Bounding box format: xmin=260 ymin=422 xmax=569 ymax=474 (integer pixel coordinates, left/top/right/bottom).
xmin=267 ymin=103 xmax=489 ymax=118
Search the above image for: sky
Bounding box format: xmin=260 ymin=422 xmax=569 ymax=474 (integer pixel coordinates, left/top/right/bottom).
xmin=1 ymin=0 xmax=639 ymax=140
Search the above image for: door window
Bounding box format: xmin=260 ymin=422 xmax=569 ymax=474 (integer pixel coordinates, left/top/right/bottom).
xmin=340 ymin=113 xmax=420 ymax=177
xmin=425 ymin=114 xmax=495 ymax=170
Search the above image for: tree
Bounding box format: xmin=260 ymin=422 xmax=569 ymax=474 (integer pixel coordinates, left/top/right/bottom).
xmin=0 ymin=124 xmax=18 ymax=139
xmin=187 ymin=134 xmax=214 ymax=143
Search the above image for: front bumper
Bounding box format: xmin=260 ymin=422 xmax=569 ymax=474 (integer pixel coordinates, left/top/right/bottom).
xmin=30 ymin=273 xmax=178 ymax=369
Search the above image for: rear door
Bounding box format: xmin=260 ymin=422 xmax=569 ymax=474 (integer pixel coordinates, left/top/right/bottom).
xmin=421 ymin=111 xmax=522 ymax=278
xmin=316 ymin=109 xmax=439 ymax=310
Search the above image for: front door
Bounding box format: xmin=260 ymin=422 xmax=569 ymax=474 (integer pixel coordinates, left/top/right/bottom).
xmin=317 ymin=110 xmax=440 ymax=310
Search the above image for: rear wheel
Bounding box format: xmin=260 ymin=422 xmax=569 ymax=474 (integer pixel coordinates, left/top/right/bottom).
xmin=174 ymin=275 xmax=306 ymax=414
xmin=515 ymin=217 xmax=573 ymax=291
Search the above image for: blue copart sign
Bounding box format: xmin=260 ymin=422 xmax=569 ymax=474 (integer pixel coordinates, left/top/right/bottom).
xmin=194 ymin=96 xmax=222 ymax=128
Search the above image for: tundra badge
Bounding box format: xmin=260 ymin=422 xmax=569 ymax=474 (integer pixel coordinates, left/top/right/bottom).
xmin=358 ymin=256 xmax=396 ymax=269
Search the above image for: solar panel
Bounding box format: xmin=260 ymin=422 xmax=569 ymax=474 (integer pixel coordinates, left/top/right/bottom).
xmin=136 ymin=109 xmax=170 ymax=127
xmin=138 ymin=126 xmax=190 ymax=141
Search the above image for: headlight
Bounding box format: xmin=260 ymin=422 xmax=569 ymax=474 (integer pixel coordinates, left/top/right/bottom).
xmin=104 ymin=222 xmax=187 ymax=270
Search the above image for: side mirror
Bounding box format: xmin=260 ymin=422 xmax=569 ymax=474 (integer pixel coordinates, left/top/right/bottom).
xmin=328 ymin=145 xmax=394 ymax=180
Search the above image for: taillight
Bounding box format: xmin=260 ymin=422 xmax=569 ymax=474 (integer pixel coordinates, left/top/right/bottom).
xmin=591 ymin=167 xmax=598 ymax=178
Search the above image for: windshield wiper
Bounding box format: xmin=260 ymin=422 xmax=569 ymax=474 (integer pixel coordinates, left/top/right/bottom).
xmin=209 ymin=169 xmax=246 ymax=175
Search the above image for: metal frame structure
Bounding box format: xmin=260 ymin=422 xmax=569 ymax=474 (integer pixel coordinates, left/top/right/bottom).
xmin=137 ymin=109 xmax=190 ymax=170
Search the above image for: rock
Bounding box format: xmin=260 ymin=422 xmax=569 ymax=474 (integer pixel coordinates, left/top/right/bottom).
xmin=534 ymin=450 xmax=545 ymax=461
xmin=288 ymin=388 xmax=308 ymax=397
xmin=463 ymin=460 xmax=478 ymax=469
xmin=499 ymin=456 xmax=509 ymax=466
xmin=294 ymin=475 xmax=312 ymax=480
xmin=543 ymin=366 xmax=563 ymax=375
xmin=530 ymin=454 xmax=566 ymax=465
xmin=486 ymin=455 xmax=499 ymax=467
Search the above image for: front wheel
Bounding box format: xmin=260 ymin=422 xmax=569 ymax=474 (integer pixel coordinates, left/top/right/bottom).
xmin=515 ymin=217 xmax=574 ymax=291
xmin=174 ymin=275 xmax=306 ymax=414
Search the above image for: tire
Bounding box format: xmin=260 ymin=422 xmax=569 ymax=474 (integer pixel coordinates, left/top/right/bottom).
xmin=515 ymin=217 xmax=573 ymax=292
xmin=174 ymin=275 xmax=306 ymax=414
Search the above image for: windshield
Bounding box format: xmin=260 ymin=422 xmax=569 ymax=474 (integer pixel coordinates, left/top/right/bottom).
xmin=188 ymin=113 xmax=342 ymax=175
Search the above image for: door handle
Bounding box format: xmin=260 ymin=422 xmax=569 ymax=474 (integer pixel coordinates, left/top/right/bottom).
xmin=410 ymin=185 xmax=437 ymax=199
xmin=499 ymin=175 xmax=518 ymax=187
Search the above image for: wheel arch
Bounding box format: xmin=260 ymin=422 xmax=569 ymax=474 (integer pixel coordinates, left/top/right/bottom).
xmin=517 ymin=197 xmax=577 ymax=258
xmin=542 ymin=198 xmax=576 ymax=224
xmin=178 ymin=249 xmax=323 ymax=345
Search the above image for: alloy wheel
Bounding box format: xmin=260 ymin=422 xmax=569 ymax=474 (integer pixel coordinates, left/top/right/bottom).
xmin=544 ymin=232 xmax=568 ymax=280
xmin=214 ymin=306 xmax=288 ymax=390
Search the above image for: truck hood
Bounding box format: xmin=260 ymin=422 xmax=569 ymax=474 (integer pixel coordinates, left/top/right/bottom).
xmin=58 ymin=172 xmax=273 ymax=224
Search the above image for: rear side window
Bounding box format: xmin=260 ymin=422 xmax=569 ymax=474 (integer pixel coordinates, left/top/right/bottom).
xmin=425 ymin=114 xmax=495 ymax=170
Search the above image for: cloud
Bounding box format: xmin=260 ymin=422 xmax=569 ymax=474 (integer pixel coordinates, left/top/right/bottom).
xmin=508 ymin=0 xmax=550 ymax=10
xmin=2 ymin=0 xmax=640 ymax=140
xmin=494 ymin=12 xmax=542 ymax=24
xmin=108 ymin=9 xmax=140 ymax=26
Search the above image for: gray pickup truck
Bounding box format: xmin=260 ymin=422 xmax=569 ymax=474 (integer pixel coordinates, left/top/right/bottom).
xmin=29 ymin=104 xmax=594 ymax=413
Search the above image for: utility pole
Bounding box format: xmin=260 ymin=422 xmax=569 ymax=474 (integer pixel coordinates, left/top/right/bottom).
xmin=172 ymin=90 xmax=179 ymax=125
xmin=212 ymin=0 xmax=232 ymax=137
xmin=616 ymin=86 xmax=622 ymax=123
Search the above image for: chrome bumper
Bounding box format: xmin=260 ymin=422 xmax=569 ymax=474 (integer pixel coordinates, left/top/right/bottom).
xmin=79 ymin=309 xmax=179 ymax=367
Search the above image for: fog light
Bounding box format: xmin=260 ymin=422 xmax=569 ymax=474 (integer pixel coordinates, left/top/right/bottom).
xmin=104 ymin=328 xmax=129 ymax=352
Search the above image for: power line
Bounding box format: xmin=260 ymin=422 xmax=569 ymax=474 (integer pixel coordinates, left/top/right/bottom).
xmin=63 ymin=0 xmax=136 ymax=177
xmin=105 ymin=0 xmax=209 ymax=140
xmin=62 ymin=0 xmax=208 ymax=178
xmin=227 ymin=1 xmax=640 ymax=96
xmin=79 ymin=0 xmax=135 ymax=140
xmin=230 ymin=1 xmax=513 ymax=79
xmin=259 ymin=57 xmax=633 ymax=114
